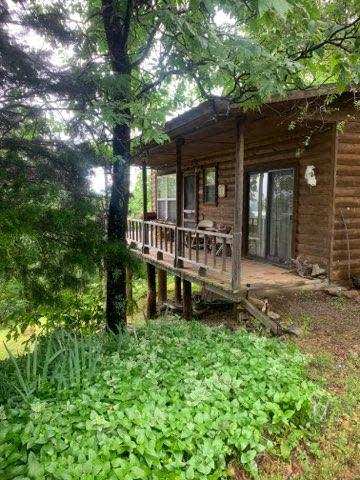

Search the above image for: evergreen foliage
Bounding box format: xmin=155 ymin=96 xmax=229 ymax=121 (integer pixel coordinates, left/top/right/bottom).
xmin=0 ymin=1 xmax=105 ymax=333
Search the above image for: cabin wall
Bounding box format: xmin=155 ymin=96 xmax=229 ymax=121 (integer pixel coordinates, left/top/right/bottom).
xmin=153 ymin=121 xmax=335 ymax=270
xmin=330 ymin=121 xmax=360 ymax=282
xmin=196 ymin=153 xmax=235 ymax=226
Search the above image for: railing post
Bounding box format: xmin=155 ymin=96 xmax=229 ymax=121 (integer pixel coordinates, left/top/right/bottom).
xmin=231 ymin=120 xmax=244 ymax=291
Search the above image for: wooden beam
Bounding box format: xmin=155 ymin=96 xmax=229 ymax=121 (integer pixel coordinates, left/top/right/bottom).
xmin=182 ymin=279 xmax=192 ymax=320
xmin=157 ymin=268 xmax=167 ymax=306
xmin=174 ymin=276 xmax=182 ymax=304
xmin=142 ymin=164 xmax=149 ymax=253
xmin=175 ymin=137 xmax=185 ymax=268
xmin=146 ymin=263 xmax=156 ymax=319
xmin=231 ymin=120 xmax=244 ymax=291
xmin=242 ymin=298 xmax=282 ymax=335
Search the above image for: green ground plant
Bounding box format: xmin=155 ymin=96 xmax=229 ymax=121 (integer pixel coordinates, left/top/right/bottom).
xmin=1 ymin=320 xmax=326 ymax=479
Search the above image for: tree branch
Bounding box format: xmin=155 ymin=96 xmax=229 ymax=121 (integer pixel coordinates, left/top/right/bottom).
xmin=293 ymin=17 xmax=360 ymax=60
xmin=130 ymin=19 xmax=161 ymax=68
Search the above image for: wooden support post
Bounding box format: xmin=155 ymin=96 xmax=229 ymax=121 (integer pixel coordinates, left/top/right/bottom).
xmin=142 ymin=163 xmax=149 ymax=254
xmin=182 ymin=279 xmax=192 ymax=320
xmin=231 ymin=120 xmax=244 ymax=291
xmin=126 ymin=267 xmax=133 ymax=308
xmin=174 ymin=137 xmax=185 ymax=268
xmin=157 ymin=268 xmax=167 ymax=306
xmin=146 ymin=263 xmax=156 ymax=319
xmin=174 ymin=276 xmax=182 ymax=304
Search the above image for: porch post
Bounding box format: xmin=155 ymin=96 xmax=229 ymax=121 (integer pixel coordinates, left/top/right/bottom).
xmin=174 ymin=276 xmax=182 ymax=304
xmin=157 ymin=268 xmax=167 ymax=307
xmin=182 ymin=279 xmax=192 ymax=320
xmin=231 ymin=120 xmax=244 ymax=291
xmin=175 ymin=137 xmax=185 ymax=268
xmin=142 ymin=163 xmax=149 ymax=253
xmin=146 ymin=263 xmax=157 ymax=319
xmin=174 ymin=138 xmax=184 ymax=302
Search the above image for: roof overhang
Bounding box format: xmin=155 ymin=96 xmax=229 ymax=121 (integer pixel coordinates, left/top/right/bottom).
xmin=134 ymin=85 xmax=358 ymax=169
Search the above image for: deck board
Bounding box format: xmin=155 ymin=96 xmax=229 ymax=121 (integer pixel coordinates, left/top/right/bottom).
xmin=129 ymin=244 xmax=318 ymax=300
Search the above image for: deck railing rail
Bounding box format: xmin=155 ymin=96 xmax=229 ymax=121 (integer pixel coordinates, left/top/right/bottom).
xmin=127 ymin=219 xmax=233 ymax=280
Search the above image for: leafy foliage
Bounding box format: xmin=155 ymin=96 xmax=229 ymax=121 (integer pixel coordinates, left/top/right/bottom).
xmin=1 ymin=320 xmax=327 ymax=478
xmin=128 ymin=169 xmax=152 ymax=218
xmin=79 ymin=0 xmax=359 ymax=139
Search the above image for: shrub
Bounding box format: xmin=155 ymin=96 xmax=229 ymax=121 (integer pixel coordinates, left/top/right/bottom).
xmin=0 ymin=320 xmax=326 ymax=479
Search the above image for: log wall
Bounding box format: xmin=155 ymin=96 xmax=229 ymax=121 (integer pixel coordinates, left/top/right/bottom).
xmin=330 ymin=121 xmax=360 ymax=282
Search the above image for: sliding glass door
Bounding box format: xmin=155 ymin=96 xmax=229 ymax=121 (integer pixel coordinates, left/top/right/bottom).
xmin=247 ymin=169 xmax=294 ymax=265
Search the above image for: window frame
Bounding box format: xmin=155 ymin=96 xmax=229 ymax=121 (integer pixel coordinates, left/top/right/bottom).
xmin=156 ymin=173 xmax=176 ymax=222
xmin=203 ymin=164 xmax=218 ymax=206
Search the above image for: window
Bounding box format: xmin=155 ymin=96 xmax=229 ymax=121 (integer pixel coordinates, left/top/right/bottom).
xmin=203 ymin=166 xmax=217 ymax=204
xmin=156 ymin=174 xmax=176 ymax=222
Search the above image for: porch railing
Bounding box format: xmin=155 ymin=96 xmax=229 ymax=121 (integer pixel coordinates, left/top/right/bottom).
xmin=127 ymin=219 xmax=233 ymax=280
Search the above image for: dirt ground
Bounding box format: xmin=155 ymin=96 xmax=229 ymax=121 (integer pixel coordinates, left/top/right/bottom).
xmin=198 ymin=289 xmax=360 ymax=360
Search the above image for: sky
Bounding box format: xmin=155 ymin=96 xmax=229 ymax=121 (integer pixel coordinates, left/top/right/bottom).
xmin=90 ymin=166 xmax=140 ymax=194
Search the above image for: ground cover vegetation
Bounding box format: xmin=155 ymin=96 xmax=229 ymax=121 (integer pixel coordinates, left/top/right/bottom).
xmin=257 ymin=291 xmax=360 ymax=480
xmin=1 ymin=320 xmax=326 ymax=479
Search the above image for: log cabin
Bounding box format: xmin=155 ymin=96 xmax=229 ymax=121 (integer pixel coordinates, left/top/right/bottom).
xmin=127 ymin=86 xmax=360 ymax=320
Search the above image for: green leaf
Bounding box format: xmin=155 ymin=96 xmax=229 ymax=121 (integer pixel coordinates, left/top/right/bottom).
xmin=28 ymin=451 xmax=44 ymax=479
xmin=258 ymin=0 xmax=291 ymax=18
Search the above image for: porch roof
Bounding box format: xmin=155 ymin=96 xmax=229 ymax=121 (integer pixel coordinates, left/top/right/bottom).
xmin=133 ymin=85 xmax=355 ymax=168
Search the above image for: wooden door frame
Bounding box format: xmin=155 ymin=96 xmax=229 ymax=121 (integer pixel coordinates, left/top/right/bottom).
xmin=182 ymin=170 xmax=199 ymax=227
xmin=243 ymin=163 xmax=298 ymax=265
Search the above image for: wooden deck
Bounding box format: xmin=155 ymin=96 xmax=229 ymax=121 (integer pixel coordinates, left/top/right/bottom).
xmin=129 ymin=243 xmax=319 ymax=301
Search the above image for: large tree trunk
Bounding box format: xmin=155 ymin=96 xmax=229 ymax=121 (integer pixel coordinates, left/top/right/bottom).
xmin=105 ymin=123 xmax=130 ymax=332
xmin=102 ymin=0 xmax=133 ymax=332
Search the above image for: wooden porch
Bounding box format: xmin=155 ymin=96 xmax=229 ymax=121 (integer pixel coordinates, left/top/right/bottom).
xmin=127 ymin=218 xmax=317 ymax=301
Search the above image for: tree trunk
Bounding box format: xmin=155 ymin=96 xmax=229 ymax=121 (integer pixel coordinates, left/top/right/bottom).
xmin=101 ymin=0 xmax=133 ymax=332
xmin=106 ymin=123 xmax=131 ymax=332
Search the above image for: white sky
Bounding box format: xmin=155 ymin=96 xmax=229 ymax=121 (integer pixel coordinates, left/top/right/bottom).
xmin=90 ymin=166 xmax=139 ymax=194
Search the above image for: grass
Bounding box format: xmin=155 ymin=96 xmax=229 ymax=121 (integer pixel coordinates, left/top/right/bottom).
xmin=0 ymin=319 xmax=323 ymax=479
